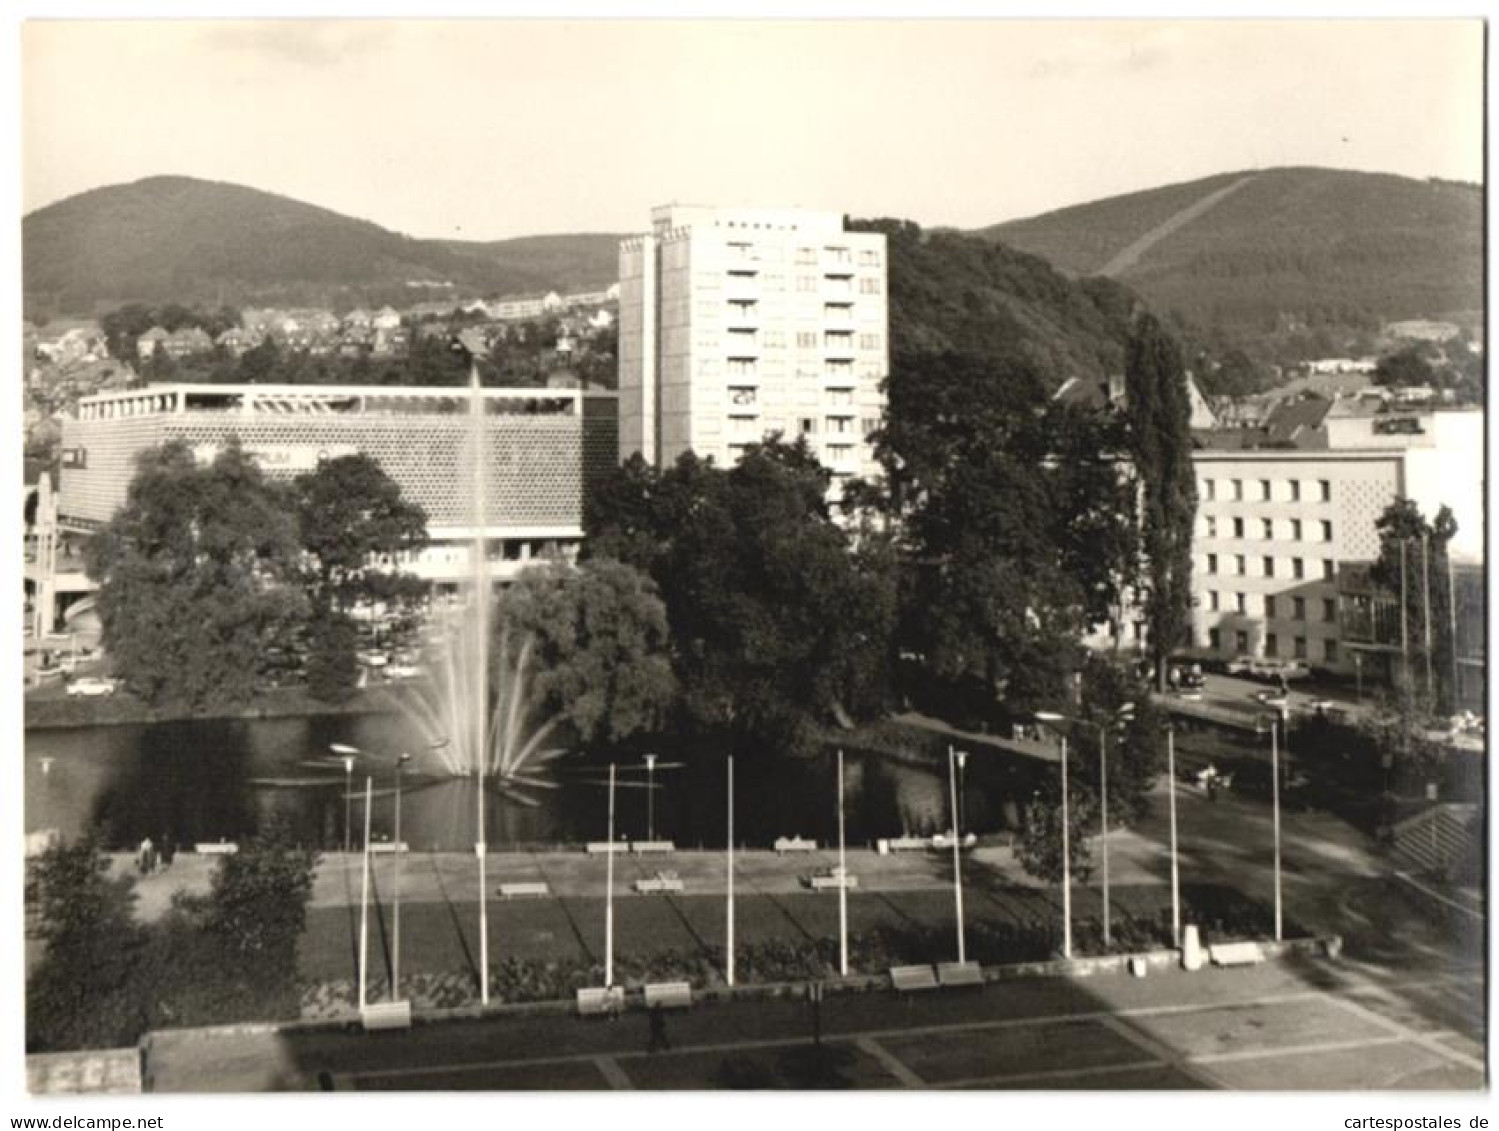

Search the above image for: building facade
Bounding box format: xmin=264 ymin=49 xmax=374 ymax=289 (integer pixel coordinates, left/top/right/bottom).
xmin=29 ymin=382 xmax=618 ymax=633
xmin=1184 ymin=403 xmax=1482 ymax=681
xmin=617 ymin=204 xmax=888 ymax=493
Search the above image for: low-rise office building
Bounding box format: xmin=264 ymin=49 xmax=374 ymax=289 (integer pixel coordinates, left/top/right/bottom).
xmin=28 ymin=382 xmax=618 ymax=634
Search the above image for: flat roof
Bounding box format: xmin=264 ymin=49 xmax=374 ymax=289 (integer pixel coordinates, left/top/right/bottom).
xmin=76 ymin=382 xmax=618 ymax=406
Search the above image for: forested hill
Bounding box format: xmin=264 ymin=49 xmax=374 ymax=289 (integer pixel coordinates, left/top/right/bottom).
xmin=856 ymin=219 xmax=1139 ymax=387
xmin=977 ymin=167 xmax=1482 ymax=334
xmin=23 ymin=176 xmax=622 ymax=316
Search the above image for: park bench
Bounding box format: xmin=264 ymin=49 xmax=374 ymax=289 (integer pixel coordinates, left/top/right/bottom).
xmin=774 ymin=836 xmax=818 ymax=854
xmin=890 ymin=965 xmax=939 ymax=992
xmin=929 ymin=833 xmax=978 ymax=851
xmin=808 ymin=870 xmax=858 ymax=891
xmin=631 ymin=840 xmax=676 ymax=854
xmin=633 ymin=872 xmax=684 ymax=894
xmin=886 ymin=836 xmax=930 ymax=852
xmin=936 ymin=961 xmax=984 ymax=988
xmin=1208 ymin=941 xmax=1265 ymax=967
xmin=585 ymin=841 xmax=622 ymax=854
xmin=643 ymin=982 xmax=694 ymax=1011
xmin=360 ymin=1000 xmax=412 ymax=1032
xmin=576 ymin=986 xmax=625 ymax=1018
xmin=195 ymin=842 xmax=238 ymax=855
xmin=498 ymin=881 xmax=550 ymax=898
xmin=369 ymin=842 xmax=409 ymax=855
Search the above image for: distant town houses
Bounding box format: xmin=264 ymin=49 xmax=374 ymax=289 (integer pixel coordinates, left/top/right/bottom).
xmin=136 ymin=325 xmax=214 ymax=360
xmin=31 ymin=320 xmax=110 ymax=366
xmin=1383 ymin=319 xmax=1463 ymax=343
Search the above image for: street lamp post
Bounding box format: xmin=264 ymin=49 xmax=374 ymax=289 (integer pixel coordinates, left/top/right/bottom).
xmin=1035 ymin=711 xmax=1073 ymax=960
xmin=1167 ymin=725 xmax=1181 ymax=948
xmin=644 ymin=752 xmax=657 ymax=842
xmin=837 ymin=748 xmax=848 ymax=977
xmin=342 ymin=756 xmax=354 ymax=854
xmin=357 ymin=775 xmax=373 ymax=1010
xmin=1099 ymin=726 xmax=1111 ymax=949
xmin=392 ymin=752 xmax=411 ymax=1002
xmin=948 ymin=747 xmax=968 ymax=964
xmin=726 ymin=754 xmax=735 ymax=987
xmin=1273 ymin=708 xmax=1284 ymax=942
xmin=605 ymin=761 xmax=616 ymax=989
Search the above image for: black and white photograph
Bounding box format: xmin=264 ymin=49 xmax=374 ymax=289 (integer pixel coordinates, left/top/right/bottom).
xmin=9 ymin=10 xmax=1488 ymax=1110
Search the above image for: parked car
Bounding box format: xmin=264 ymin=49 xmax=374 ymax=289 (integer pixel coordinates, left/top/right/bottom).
xmin=384 ymin=664 xmax=423 ymax=681
xmin=66 ymin=677 xmax=117 ymax=697
xmin=356 ymin=650 xmax=389 ymax=668
xmin=1254 ymin=689 xmax=1290 ymax=710
xmin=1228 ymin=655 xmax=1310 ymax=683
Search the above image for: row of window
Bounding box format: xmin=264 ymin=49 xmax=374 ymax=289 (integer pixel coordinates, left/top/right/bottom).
xmin=1206 ymin=629 xmax=1338 ymax=664
xmin=700 ymin=273 xmax=883 ymax=297
xmin=722 ymin=329 xmax=883 ymax=351
xmin=1204 ymin=592 xmax=1337 ymax=622
xmin=727 ymin=243 xmax=881 ymax=268
xmin=1203 ymin=516 xmax=1333 ymax=542
xmin=1204 ymin=554 xmax=1336 ymax=580
xmin=718 ymin=358 xmax=876 ymax=380
xmin=1201 ymin=477 xmax=1333 ymax=503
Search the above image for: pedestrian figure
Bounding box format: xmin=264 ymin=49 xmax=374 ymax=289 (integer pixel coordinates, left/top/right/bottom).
xmin=647 ymin=1007 xmax=671 ymax=1053
xmin=138 ymin=836 xmax=156 ymax=874
xmin=160 ymin=837 xmax=176 ymax=870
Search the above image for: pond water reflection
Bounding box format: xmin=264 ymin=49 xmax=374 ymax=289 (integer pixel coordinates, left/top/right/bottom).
xmin=25 ymin=713 xmax=1048 ymax=851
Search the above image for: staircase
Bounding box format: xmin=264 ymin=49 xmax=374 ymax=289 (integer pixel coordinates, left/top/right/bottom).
xmin=1390 ymin=803 xmax=1480 ymax=879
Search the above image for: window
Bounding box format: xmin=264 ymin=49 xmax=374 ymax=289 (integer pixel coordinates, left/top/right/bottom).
xmin=858 ymin=248 xmax=880 ymax=266
xmin=1292 ymin=558 xmax=1305 ymax=580
xmin=1324 ymin=640 xmax=1339 ymax=664
xmin=1207 ymin=554 xmax=1218 ymax=574
xmin=1262 ymin=557 xmax=1275 ymax=578
xmin=727 ymin=358 xmax=757 ymax=376
xmin=1234 ymin=554 xmax=1246 ymax=575
xmin=1294 ymin=637 xmax=1307 ymax=660
xmin=799 ymin=417 xmax=816 ymax=436
xmin=824 ymin=246 xmax=852 ymax=265
xmin=1319 ymin=479 xmax=1332 ymax=502
xmin=1320 ymin=520 xmax=1333 ymax=542
xmin=1289 ymin=480 xmax=1301 ymax=502
xmin=1292 ymin=597 xmax=1306 ymax=621
xmin=1323 ymin=598 xmax=1336 ymax=623
xmin=1209 ymin=591 xmax=1220 ymax=612
xmin=1264 ymin=595 xmax=1276 ymax=618
xmin=796 ymin=331 xmax=817 ymax=350
xmin=1261 ymin=518 xmax=1274 ymax=540
xmin=729 ymin=386 xmax=756 ymax=406
xmin=1290 ymin=519 xmax=1303 ymax=541
xmin=1259 ymin=479 xmax=1271 ymax=501
xmin=824 ymin=330 xmax=853 ymax=350
xmin=1205 ymin=516 xmax=1218 ymax=538
xmin=827 ymin=389 xmax=854 ymax=407
xmin=1266 ymin=633 xmax=1279 ymax=657
xmin=858 ymin=332 xmax=881 ymax=351
xmin=861 ymin=417 xmax=879 ymax=437
xmin=825 ymin=417 xmax=852 ymax=435
xmin=1203 ymin=479 xmax=1216 ymax=501
xmin=1209 ymin=628 xmax=1222 ymax=651
xmin=1323 ymin=559 xmax=1335 ymax=581
xmin=727 ymin=298 xmax=756 ymax=318
xmin=1236 ymin=631 xmax=1250 ymax=653
xmin=1232 ymin=479 xmax=1243 ymax=501
xmin=824 ymin=360 xmax=854 ymax=379
xmin=796 ymin=274 xmax=818 ymax=293
xmin=763 ymin=329 xmax=785 ymax=348
xmin=795 ymin=247 xmax=816 ymax=265
xmin=1233 ymin=517 xmax=1245 ymax=539
xmin=859 ymin=276 xmax=881 ymax=295
xmin=1235 ymin=592 xmax=1247 ymax=614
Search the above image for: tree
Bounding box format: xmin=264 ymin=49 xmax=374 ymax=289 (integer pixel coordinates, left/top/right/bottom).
xmin=1370 ymin=499 xmax=1458 ymax=713
xmin=493 ymin=557 xmax=677 ymax=746
xmin=200 ymin=818 xmax=318 ymax=985
xmin=1124 ymin=312 xmax=1197 ymax=690
xmin=26 ymin=838 xmax=146 ymax=1051
xmin=585 ymin=438 xmax=898 ymax=759
xmin=1373 ymin=344 xmax=1437 ymax=388
xmin=85 ymin=439 xmax=306 ymax=711
xmin=1016 ymin=778 xmax=1095 ymax=886
xmin=291 ymin=453 xmax=429 ymax=701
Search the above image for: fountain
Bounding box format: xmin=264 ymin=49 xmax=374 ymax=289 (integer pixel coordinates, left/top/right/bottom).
xmin=390 ymin=364 xmax=567 ymax=806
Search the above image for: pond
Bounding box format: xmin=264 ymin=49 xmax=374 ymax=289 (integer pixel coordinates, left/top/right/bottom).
xmin=25 ymin=713 xmax=1050 ymax=852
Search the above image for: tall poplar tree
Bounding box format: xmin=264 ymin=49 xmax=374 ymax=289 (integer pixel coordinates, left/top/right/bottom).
xmin=1124 ymin=312 xmax=1197 ymax=690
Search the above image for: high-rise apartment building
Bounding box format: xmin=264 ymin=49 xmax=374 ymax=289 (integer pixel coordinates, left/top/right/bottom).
xmin=618 ymin=205 xmax=888 ymax=493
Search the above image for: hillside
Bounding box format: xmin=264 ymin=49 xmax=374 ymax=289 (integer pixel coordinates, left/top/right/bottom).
xmin=979 ymin=167 xmax=1482 ymax=336
xmin=855 ymin=218 xmax=1138 ymax=387
xmin=23 ymin=176 xmax=622 ymax=316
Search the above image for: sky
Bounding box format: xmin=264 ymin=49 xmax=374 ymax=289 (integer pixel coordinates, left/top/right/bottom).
xmin=19 ymin=18 xmax=1489 ymax=240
